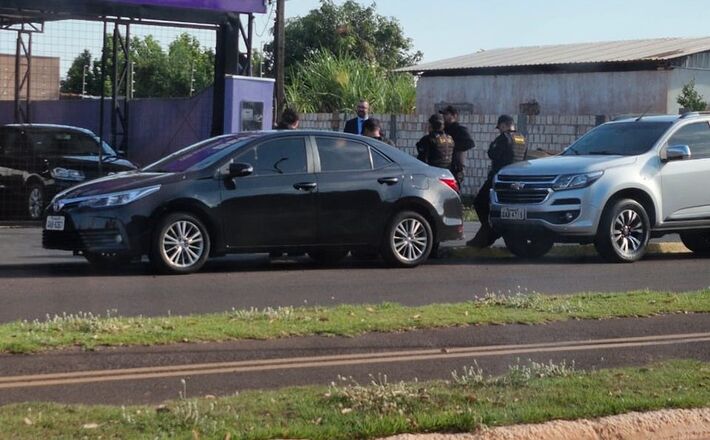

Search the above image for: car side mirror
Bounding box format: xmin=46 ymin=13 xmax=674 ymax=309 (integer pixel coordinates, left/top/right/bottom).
xmin=227 ymin=162 xmax=253 ymax=178
xmin=663 ymin=145 xmax=691 ymax=162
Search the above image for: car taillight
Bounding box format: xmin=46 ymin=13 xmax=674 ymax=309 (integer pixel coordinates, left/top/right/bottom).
xmin=439 ymin=177 xmax=459 ymax=193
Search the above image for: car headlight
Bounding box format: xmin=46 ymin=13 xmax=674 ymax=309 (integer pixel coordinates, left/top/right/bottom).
xmin=78 ymin=185 xmax=162 ymax=208
xmin=51 ymin=167 xmax=85 ymax=182
xmin=552 ymin=171 xmax=603 ymax=191
xmin=52 ymin=185 xmax=161 ymax=211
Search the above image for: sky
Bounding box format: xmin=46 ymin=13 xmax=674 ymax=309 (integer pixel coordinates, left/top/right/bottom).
xmin=4 ymin=0 xmax=710 ymax=78
xmin=253 ymin=0 xmax=710 ymax=62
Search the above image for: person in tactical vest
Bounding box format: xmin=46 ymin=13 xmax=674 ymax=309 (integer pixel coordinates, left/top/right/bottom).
xmin=440 ymin=106 xmax=475 ymax=188
xmin=467 ymin=114 xmax=527 ymax=248
xmin=416 ymin=114 xmax=455 ymax=169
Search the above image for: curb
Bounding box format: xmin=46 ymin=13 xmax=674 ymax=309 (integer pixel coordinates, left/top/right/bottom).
xmin=380 ymin=407 xmax=710 ymax=440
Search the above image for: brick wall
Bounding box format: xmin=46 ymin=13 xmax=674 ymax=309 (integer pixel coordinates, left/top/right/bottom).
xmin=298 ymin=113 xmax=601 ymax=196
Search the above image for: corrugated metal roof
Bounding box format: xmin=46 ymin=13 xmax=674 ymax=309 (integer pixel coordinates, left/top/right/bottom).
xmin=398 ymin=37 xmax=710 ymax=72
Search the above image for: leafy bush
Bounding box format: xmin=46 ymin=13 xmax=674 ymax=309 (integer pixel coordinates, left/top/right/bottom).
xmin=285 ymin=50 xmax=416 ymax=114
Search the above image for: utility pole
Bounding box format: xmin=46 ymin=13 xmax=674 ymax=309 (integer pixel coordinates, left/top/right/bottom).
xmin=189 ymin=60 xmax=196 ymax=97
xmin=274 ymin=0 xmax=285 ymax=116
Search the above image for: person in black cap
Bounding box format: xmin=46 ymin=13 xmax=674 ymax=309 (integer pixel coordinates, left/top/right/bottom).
xmin=440 ymin=105 xmax=475 ymax=188
xmin=468 ymin=114 xmax=526 ymax=248
xmin=416 ymin=114 xmax=455 ymax=169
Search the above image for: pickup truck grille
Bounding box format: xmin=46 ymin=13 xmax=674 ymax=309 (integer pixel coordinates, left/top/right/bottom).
xmin=494 ymin=175 xmax=556 ymax=204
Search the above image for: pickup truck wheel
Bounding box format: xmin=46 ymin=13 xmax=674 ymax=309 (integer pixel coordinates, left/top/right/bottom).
xmin=503 ymin=233 xmax=553 ymax=259
xmin=679 ymin=230 xmax=710 ymax=255
xmin=595 ymin=199 xmax=650 ymax=263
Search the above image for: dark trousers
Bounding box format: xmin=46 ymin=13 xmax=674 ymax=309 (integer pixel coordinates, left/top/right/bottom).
xmin=471 ymin=178 xmax=500 ymax=245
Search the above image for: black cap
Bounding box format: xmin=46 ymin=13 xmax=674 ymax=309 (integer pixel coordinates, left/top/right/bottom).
xmin=496 ymin=114 xmax=514 ymax=128
xmin=439 ymin=105 xmax=458 ymax=116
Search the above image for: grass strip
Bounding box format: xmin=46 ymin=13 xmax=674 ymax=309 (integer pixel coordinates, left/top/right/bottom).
xmin=1 ymin=360 xmax=708 ymax=439
xmin=0 ymin=290 xmax=708 ymax=354
xmin=443 ymin=242 xmax=689 ymax=259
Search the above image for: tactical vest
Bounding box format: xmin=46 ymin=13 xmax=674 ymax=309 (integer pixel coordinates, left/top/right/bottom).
xmin=511 ymin=132 xmax=527 ymax=162
xmin=431 ymin=133 xmax=455 ymax=167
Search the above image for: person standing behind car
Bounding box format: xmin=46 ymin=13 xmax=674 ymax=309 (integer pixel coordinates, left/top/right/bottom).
xmin=416 ymin=114 xmax=455 ymax=170
xmin=344 ymin=100 xmax=369 ymax=135
xmin=276 ymin=108 xmax=300 ymax=129
xmin=362 ymin=118 xmax=395 ymax=146
xmin=468 ymin=114 xmax=525 ymax=248
xmin=440 ymin=106 xmax=475 ymax=188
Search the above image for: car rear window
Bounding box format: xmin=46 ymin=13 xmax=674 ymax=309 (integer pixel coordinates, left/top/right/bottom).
xmin=316 ymin=137 xmax=372 ymax=172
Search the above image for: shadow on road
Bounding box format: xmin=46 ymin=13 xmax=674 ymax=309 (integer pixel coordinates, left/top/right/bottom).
xmin=0 ymin=251 xmax=702 ymax=279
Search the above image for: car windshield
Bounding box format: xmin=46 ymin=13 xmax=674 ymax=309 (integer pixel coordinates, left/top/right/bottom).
xmin=142 ymin=134 xmax=256 ymax=173
xmin=30 ymin=130 xmax=116 ymax=157
xmin=563 ymin=121 xmax=672 ymax=156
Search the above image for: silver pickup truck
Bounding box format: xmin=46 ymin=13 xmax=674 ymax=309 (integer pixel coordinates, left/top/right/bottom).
xmin=490 ymin=113 xmax=710 ymax=262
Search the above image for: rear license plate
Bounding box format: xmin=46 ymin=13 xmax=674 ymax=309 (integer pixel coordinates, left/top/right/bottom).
xmin=501 ymin=207 xmax=527 ymax=220
xmin=45 ymin=216 xmax=65 ymax=231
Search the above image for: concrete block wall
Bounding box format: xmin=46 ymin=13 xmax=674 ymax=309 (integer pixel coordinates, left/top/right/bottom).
xmin=298 ymin=113 xmax=601 ymax=196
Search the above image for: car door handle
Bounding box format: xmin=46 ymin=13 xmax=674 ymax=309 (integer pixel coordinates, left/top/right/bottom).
xmin=294 ymin=182 xmax=317 ymax=191
xmin=378 ymin=177 xmax=399 ymax=185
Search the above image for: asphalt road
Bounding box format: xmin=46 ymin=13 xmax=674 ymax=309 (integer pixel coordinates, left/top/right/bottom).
xmin=0 ymin=314 xmax=707 ymax=405
xmin=0 ymin=226 xmax=708 ymax=323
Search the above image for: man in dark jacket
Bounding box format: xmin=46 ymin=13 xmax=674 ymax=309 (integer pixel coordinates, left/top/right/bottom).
xmin=468 ymin=114 xmax=525 ymax=248
xmin=441 ymin=105 xmax=475 ymax=188
xmin=344 ymin=100 xmax=369 ymax=135
xmin=416 ymin=114 xmax=455 ymax=169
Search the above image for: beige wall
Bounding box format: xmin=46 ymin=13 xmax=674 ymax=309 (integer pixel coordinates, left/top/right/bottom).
xmin=299 ymin=112 xmax=598 ymax=196
xmin=414 ymin=70 xmax=671 ymax=116
xmin=0 ymin=54 xmax=60 ymax=101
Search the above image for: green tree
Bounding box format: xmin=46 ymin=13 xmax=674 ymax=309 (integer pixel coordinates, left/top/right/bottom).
xmin=264 ymin=0 xmax=422 ymax=75
xmin=677 ymin=79 xmax=707 ymax=111
xmin=60 ymin=49 xmax=94 ymax=94
xmin=63 ymin=33 xmax=215 ymax=98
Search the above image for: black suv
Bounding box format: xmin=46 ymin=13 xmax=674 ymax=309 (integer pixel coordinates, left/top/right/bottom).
xmin=0 ymin=124 xmax=137 ymax=219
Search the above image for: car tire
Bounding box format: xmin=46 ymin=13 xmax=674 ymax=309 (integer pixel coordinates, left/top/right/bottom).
xmin=84 ymin=252 xmax=133 ymax=269
xmin=595 ymin=198 xmax=650 ymax=263
xmin=150 ymin=212 xmax=211 ymax=274
xmin=308 ymin=248 xmax=348 ymax=265
xmin=381 ymin=210 xmax=433 ymax=268
xmin=503 ymin=233 xmax=554 ymax=259
xmin=679 ymin=230 xmax=710 ymax=255
xmin=26 ymin=182 xmax=45 ymax=220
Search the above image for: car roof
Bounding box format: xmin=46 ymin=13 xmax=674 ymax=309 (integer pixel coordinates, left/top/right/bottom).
xmin=610 ymin=113 xmax=710 ymax=124
xmin=1 ymin=124 xmax=98 ymax=136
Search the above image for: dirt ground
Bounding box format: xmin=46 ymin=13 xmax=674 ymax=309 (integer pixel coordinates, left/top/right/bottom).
xmin=380 ymin=407 xmax=710 ymax=440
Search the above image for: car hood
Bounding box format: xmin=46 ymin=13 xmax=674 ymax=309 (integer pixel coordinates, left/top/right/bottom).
xmin=47 ymin=154 xmax=137 ymax=176
xmin=499 ymin=155 xmax=638 ymax=176
xmin=55 ymin=171 xmax=181 ymax=199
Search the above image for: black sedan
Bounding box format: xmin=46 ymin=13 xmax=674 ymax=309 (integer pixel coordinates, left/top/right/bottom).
xmin=0 ymin=124 xmax=137 ymax=219
xmin=43 ymin=131 xmax=464 ymax=274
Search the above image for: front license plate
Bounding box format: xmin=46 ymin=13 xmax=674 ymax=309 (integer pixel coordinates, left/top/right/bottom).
xmin=45 ymin=216 xmax=65 ymax=231
xmin=501 ymin=207 xmax=527 ymax=220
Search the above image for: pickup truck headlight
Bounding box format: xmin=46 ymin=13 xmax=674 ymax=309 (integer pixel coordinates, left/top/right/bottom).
xmin=51 ymin=167 xmax=85 ymax=182
xmin=552 ymin=171 xmax=603 ymax=191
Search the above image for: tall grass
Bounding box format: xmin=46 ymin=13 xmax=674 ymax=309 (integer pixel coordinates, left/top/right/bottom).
xmin=285 ymin=50 xmax=416 ymax=114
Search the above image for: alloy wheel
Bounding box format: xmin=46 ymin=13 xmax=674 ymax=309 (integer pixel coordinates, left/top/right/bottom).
xmin=28 ymin=187 xmax=43 ymax=219
xmin=160 ymin=220 xmax=205 ymax=268
xmin=611 ymin=209 xmax=645 ymax=255
xmin=391 ymin=218 xmax=428 ymax=262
